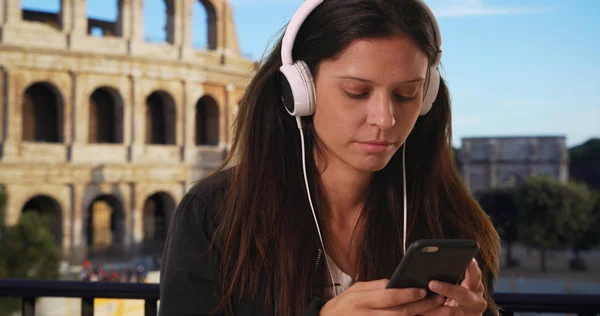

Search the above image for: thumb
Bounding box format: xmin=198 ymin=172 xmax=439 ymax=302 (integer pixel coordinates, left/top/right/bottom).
xmin=462 ymin=259 xmax=482 ymax=291
xmin=346 ymin=279 xmax=389 ymax=292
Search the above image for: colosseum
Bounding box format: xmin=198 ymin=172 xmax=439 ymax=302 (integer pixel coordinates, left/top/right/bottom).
xmin=0 ymin=0 xmax=255 ymax=263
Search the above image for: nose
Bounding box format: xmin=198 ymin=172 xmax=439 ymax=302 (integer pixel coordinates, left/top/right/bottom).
xmin=366 ymin=93 xmax=395 ymax=130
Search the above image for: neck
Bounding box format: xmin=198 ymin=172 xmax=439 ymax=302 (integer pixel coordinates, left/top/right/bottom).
xmin=316 ymin=152 xmax=372 ymax=230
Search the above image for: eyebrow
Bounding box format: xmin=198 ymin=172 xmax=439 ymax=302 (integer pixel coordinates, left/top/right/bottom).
xmin=336 ymin=75 xmax=424 ymax=84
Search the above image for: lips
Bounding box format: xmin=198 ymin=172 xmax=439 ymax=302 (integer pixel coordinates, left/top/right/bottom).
xmin=356 ymin=140 xmax=396 ymax=153
xmin=358 ymin=140 xmax=394 ymax=146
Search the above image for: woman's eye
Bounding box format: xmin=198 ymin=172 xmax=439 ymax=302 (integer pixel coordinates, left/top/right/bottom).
xmin=344 ymin=91 xmax=369 ymax=99
xmin=395 ymin=94 xmax=418 ymax=102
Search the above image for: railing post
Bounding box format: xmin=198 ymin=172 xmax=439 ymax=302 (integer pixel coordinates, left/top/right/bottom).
xmin=145 ymin=298 xmax=158 ymax=316
xmin=82 ymin=297 xmax=94 ymax=316
xmin=22 ymin=296 xmax=36 ymax=316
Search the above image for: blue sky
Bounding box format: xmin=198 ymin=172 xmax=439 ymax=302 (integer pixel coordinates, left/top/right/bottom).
xmin=23 ymin=0 xmax=600 ymax=147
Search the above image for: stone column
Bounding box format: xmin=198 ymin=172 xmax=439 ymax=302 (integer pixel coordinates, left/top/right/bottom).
xmin=0 ymin=66 xmax=6 ymax=143
xmin=3 ymin=0 xmax=21 ymax=25
xmin=64 ymin=0 xmax=87 ymax=36
xmin=179 ymin=0 xmax=193 ymax=59
xmin=221 ymin=1 xmax=242 ymax=56
xmin=129 ymin=75 xmax=144 ymax=162
xmin=60 ymin=0 xmax=73 ymax=31
xmin=71 ymin=72 xmax=89 ymax=145
xmin=166 ymin=0 xmax=184 ymax=46
xmin=62 ymin=184 xmax=74 ymax=254
xmin=132 ymin=183 xmax=143 ymax=244
xmin=116 ymin=0 xmax=132 ymax=38
xmin=0 ymin=0 xmax=6 ymax=25
xmin=130 ymin=0 xmax=143 ymax=42
xmin=183 ymin=82 xmax=202 ymax=163
xmin=180 ymin=0 xmax=192 ymax=49
xmin=2 ymin=68 xmax=20 ymax=160
xmin=71 ymin=183 xmax=86 ymax=263
xmin=3 ymin=185 xmax=19 ymax=226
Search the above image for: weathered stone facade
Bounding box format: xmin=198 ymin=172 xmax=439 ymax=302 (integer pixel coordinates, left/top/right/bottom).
xmin=0 ymin=0 xmax=255 ymax=262
xmin=459 ymin=136 xmax=569 ymax=196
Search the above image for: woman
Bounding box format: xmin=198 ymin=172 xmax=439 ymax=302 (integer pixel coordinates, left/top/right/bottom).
xmin=158 ymin=0 xmax=500 ymax=315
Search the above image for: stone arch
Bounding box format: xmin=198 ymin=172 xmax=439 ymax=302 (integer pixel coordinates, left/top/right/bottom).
xmin=192 ymin=0 xmax=218 ymax=50
xmin=142 ymin=191 xmax=176 ymax=241
xmin=21 ymin=1 xmax=62 ymax=29
xmin=145 ymin=90 xmax=177 ymax=145
xmin=21 ymin=195 xmax=63 ymax=247
xmin=87 ymin=0 xmax=119 ymax=37
xmin=88 ymin=86 xmax=124 ymax=143
xmin=86 ymin=194 xmax=125 ymax=251
xmin=195 ymin=95 xmax=220 ymax=146
xmin=142 ymin=0 xmax=168 ymax=43
xmin=22 ymin=82 xmax=64 ymax=143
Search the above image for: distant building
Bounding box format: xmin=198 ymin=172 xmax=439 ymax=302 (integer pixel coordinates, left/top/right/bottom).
xmin=459 ymin=136 xmax=569 ymax=196
xmin=0 ymin=0 xmax=255 ymax=263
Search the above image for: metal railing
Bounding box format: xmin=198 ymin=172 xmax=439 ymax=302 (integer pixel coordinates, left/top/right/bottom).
xmin=0 ymin=279 xmax=599 ymax=316
xmin=0 ymin=280 xmax=158 ymax=316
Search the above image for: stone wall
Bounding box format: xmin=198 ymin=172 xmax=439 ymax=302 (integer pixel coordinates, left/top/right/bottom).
xmin=460 ymin=136 xmax=569 ymax=196
xmin=0 ymin=0 xmax=255 ymax=262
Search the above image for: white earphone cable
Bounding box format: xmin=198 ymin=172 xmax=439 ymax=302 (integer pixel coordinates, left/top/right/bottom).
xmin=296 ymin=116 xmax=338 ymax=297
xmin=402 ymin=143 xmax=407 ymax=255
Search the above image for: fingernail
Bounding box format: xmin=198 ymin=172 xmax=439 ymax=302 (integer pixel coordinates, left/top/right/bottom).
xmin=429 ymin=280 xmax=441 ymax=290
xmin=420 ymin=289 xmax=427 ymax=297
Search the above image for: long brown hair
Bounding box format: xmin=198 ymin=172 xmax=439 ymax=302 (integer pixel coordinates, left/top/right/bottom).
xmin=209 ymin=0 xmax=500 ymax=315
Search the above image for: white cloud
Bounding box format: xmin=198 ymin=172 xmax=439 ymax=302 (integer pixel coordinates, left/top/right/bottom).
xmin=426 ymin=0 xmax=554 ymax=17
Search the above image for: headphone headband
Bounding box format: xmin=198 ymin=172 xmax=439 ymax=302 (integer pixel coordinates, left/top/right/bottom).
xmin=279 ymin=0 xmax=443 ymax=117
xmin=282 ymin=0 xmax=325 ymax=66
xmin=281 ymin=0 xmax=442 ymax=67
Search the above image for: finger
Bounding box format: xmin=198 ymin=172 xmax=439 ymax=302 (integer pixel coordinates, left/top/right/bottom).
xmin=393 ymin=294 xmax=446 ymax=314
xmin=421 ymin=305 xmax=467 ymax=316
xmin=463 ymin=258 xmax=482 ymax=291
xmin=429 ymin=280 xmax=475 ymax=306
xmin=345 ymin=279 xmax=389 ymax=292
xmin=369 ymin=295 xmax=446 ymax=316
xmin=350 ymin=288 xmax=427 ymax=309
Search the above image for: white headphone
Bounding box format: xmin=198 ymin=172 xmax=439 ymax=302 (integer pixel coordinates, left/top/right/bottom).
xmin=279 ymin=0 xmax=443 ymax=297
xmin=279 ymin=0 xmax=443 ymax=118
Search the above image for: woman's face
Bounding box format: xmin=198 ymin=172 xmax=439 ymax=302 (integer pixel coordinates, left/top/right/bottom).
xmin=313 ymin=34 xmax=429 ymax=173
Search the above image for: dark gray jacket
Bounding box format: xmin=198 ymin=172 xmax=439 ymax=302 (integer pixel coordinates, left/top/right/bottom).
xmin=158 ymin=168 xmax=495 ymax=315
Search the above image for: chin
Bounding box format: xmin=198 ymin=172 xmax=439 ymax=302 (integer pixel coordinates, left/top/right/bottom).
xmin=352 ymin=156 xmax=393 ymax=173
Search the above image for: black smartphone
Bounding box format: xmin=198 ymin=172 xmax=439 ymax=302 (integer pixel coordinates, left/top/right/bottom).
xmin=386 ymin=239 xmax=480 ymax=296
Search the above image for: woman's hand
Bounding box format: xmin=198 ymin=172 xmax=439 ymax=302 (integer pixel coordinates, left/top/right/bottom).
xmin=320 ymin=278 xmax=445 ymax=316
xmin=422 ymin=259 xmax=488 ymax=315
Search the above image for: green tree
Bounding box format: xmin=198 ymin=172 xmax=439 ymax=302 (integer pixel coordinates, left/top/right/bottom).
xmin=0 ymin=199 xmax=62 ymax=315
xmin=569 ymin=138 xmax=600 ymax=189
xmin=570 ymin=191 xmax=600 ymax=271
xmin=515 ymin=176 xmax=593 ymax=272
xmin=478 ymin=188 xmax=520 ymax=267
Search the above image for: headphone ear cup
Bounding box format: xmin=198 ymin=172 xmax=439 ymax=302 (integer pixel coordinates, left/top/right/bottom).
xmin=296 ymin=61 xmax=316 ymax=116
xmin=279 ymin=61 xmax=316 ymax=117
xmin=420 ymin=66 xmax=440 ymax=116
